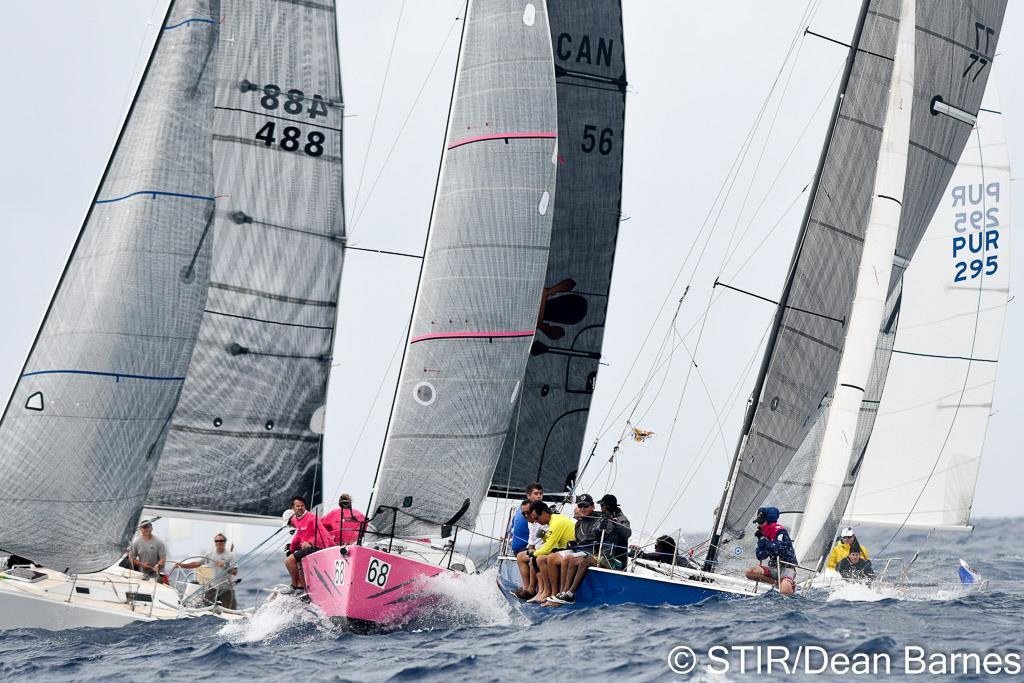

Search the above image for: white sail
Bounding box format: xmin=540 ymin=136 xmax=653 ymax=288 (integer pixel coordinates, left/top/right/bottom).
xmin=845 ymin=83 xmax=1011 ymax=531
xmin=793 ymin=0 xmax=916 ymax=562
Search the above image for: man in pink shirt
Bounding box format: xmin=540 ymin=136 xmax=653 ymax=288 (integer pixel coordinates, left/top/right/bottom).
xmin=321 ymin=492 xmax=366 ymax=545
xmin=283 ymin=495 xmax=333 ymax=592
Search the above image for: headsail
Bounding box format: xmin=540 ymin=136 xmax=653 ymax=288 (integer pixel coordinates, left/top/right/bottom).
xmin=488 ymin=0 xmax=627 ymax=500
xmin=0 ymin=0 xmax=219 ymax=573
xmin=146 ymin=0 xmax=346 ymax=521
xmin=846 ymin=90 xmax=1010 ymax=531
xmin=706 ymin=0 xmax=1007 ymax=565
xmin=371 ymin=0 xmax=558 ymax=537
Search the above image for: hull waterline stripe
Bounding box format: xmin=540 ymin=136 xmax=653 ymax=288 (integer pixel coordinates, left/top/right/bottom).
xmin=95 ymin=190 xmax=216 ymax=204
xmin=22 ymin=369 xmax=185 ymax=381
xmin=446 ymin=132 xmax=556 ymax=150
xmin=410 ymin=330 xmax=534 ymax=344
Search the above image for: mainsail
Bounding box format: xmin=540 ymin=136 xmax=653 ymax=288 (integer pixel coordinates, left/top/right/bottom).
xmin=488 ymin=0 xmax=626 ymax=500
xmin=146 ymin=0 xmax=346 ymax=520
xmin=846 ymin=93 xmax=1010 ymax=531
xmin=371 ymin=0 xmax=558 ymax=537
xmin=706 ymin=0 xmax=1006 ymax=566
xmin=0 ymin=0 xmax=219 ymax=573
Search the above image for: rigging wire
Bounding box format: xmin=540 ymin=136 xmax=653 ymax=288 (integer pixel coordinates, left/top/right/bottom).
xmin=348 ymin=14 xmax=463 ymax=236
xmin=348 ymin=0 xmax=407 ymax=227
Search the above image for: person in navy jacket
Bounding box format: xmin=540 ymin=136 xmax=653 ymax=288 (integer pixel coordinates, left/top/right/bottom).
xmin=745 ymin=506 xmax=798 ymax=595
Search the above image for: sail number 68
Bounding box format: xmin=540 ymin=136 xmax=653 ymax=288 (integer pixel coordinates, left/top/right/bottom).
xmin=366 ymin=557 xmax=391 ymax=588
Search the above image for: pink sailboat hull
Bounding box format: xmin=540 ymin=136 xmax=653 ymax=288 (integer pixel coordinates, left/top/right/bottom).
xmin=302 ymin=545 xmax=454 ymax=629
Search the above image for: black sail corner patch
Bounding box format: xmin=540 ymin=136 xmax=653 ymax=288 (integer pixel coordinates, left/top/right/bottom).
xmin=25 ymin=391 xmax=44 ymax=411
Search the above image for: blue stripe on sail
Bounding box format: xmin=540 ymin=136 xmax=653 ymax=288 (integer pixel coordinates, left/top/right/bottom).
xmin=163 ymin=18 xmax=218 ymax=30
xmin=22 ymin=370 xmax=186 ymax=382
xmin=95 ymin=190 xmax=216 ymax=204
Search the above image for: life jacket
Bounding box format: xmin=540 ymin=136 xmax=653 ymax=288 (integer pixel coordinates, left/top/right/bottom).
xmin=759 ymin=521 xmax=786 ymax=542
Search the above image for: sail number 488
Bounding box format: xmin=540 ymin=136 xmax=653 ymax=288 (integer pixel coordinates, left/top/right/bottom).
xmin=255 ymin=122 xmax=324 ymax=157
xmin=366 ymin=557 xmax=391 ymax=588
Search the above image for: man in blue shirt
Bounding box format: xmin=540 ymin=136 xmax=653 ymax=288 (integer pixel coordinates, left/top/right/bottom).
xmin=509 ymin=499 xmax=531 ymax=554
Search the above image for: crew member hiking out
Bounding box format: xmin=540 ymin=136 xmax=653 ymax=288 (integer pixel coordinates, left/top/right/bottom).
xmin=745 ymin=506 xmax=797 ymax=595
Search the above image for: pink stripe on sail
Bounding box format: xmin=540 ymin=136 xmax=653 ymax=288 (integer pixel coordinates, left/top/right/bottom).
xmin=446 ymin=132 xmax=556 ymax=150
xmin=410 ymin=330 xmax=535 ymax=344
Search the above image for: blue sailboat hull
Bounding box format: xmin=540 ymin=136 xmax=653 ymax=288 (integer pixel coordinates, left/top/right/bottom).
xmin=497 ymin=557 xmax=753 ymax=610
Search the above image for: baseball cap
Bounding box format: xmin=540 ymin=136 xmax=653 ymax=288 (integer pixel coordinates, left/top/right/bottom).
xmin=576 ymin=493 xmax=595 ymax=506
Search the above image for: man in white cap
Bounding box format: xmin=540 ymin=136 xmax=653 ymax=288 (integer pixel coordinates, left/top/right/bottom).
xmin=129 ymin=520 xmax=166 ymax=580
xmin=826 ymin=527 xmax=869 ymax=570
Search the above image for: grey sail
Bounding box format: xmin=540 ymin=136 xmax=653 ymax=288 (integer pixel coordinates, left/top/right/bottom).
xmin=488 ymin=0 xmax=626 ymax=500
xmin=0 ymin=0 xmax=219 ymax=574
xmin=147 ymin=0 xmax=346 ymax=520
xmin=372 ymin=0 xmax=558 ymax=537
xmin=787 ymin=1 xmax=1006 ymax=563
xmin=711 ymin=0 xmax=1006 ymax=550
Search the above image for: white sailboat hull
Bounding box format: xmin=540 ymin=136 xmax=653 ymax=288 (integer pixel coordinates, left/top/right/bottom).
xmin=0 ymin=565 xmax=242 ymax=631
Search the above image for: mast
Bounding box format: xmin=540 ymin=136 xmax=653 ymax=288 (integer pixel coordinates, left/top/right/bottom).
xmin=795 ymin=0 xmax=915 ymax=561
xmin=703 ymin=0 xmax=872 ymax=571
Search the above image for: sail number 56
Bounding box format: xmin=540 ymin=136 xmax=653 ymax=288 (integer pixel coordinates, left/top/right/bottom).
xmin=581 ymin=125 xmax=614 ymax=155
xmin=366 ymin=557 xmax=391 ymax=588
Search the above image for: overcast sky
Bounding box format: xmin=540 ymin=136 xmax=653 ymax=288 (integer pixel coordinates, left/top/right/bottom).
xmin=0 ymin=2 xmax=1021 ymax=554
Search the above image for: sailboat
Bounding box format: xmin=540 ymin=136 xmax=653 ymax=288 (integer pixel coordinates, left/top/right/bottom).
xmin=0 ymin=0 xmax=346 ymax=630
xmin=299 ymin=0 xmax=559 ymax=630
xmin=496 ymin=0 xmax=1008 ymax=608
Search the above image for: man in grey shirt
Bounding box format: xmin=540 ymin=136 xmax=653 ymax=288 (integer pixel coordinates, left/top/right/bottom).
xmin=129 ymin=520 xmax=166 ymax=580
xmin=176 ymin=533 xmax=238 ymax=609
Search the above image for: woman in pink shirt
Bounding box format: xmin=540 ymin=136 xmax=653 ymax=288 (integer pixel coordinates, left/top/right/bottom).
xmin=322 ymin=492 xmax=367 ymax=545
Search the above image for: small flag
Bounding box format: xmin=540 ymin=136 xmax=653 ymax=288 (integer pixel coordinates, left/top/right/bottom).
xmin=631 ymin=427 xmax=655 ymax=443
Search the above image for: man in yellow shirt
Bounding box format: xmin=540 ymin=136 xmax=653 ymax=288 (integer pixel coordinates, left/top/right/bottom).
xmin=525 ymin=501 xmax=575 ymax=604
xmin=826 ymin=527 xmax=869 ymax=570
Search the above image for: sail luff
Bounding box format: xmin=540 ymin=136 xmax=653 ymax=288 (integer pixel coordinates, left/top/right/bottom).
xmin=366 ymin=2 xmax=471 ymax=516
xmin=371 ymin=0 xmax=559 ymax=537
xmin=794 ymin=0 xmax=916 ymax=564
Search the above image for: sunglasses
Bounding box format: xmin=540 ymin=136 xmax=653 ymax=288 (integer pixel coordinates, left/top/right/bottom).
xmin=577 ymin=502 xmax=593 ymax=508
xmin=214 ymin=539 xmax=226 ymax=543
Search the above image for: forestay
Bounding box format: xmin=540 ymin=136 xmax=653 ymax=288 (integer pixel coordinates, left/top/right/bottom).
xmin=489 ymin=0 xmax=626 ymax=500
xmin=846 ymin=92 xmax=1010 ymax=531
xmin=372 ymin=0 xmax=558 ymax=537
xmin=0 ymin=0 xmax=219 ymax=574
xmin=147 ymin=0 xmax=346 ymax=520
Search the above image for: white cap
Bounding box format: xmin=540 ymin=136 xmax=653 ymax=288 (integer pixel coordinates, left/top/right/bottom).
xmin=840 ymin=527 xmax=854 ymax=538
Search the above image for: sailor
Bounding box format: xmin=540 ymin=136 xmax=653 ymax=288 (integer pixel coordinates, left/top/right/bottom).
xmin=512 ymin=483 xmax=547 ymax=600
xmin=282 ymin=495 xmax=332 ymax=594
xmin=745 ymin=506 xmax=798 ymax=595
xmin=322 ymin=492 xmax=366 ymax=545
xmin=544 ymin=493 xmax=601 ymax=606
xmin=595 ymin=494 xmax=632 ymax=569
xmin=631 ymin=535 xmax=681 ymax=564
xmin=129 ymin=520 xmax=167 ymax=580
xmin=546 ymin=493 xmax=631 ymax=606
xmin=525 ymin=500 xmax=574 ymax=603
xmin=836 ymin=542 xmax=875 ymax=581
xmin=827 ymin=527 xmax=870 ymax=570
xmin=174 ymin=533 xmax=238 ymax=609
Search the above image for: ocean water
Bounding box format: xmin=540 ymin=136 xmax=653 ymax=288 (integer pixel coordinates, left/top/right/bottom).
xmin=2 ymin=518 xmax=1022 ymax=682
